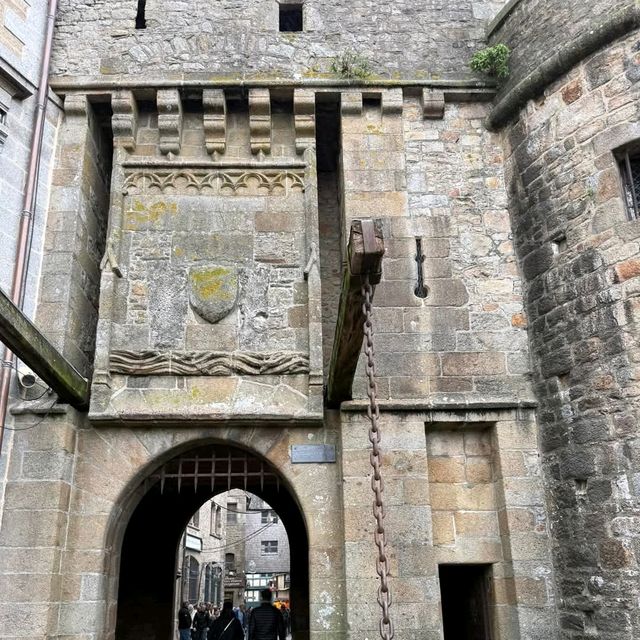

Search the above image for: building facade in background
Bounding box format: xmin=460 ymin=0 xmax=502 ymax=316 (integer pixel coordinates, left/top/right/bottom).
xmin=178 ymin=497 xmax=226 ymax=606
xmin=243 ymin=495 xmax=291 ymax=608
xmin=176 ymin=491 xmax=291 ymax=608
xmin=0 ymin=2 xmax=639 ymax=640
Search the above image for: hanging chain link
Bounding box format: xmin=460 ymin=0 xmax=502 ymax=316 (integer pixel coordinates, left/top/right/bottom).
xmin=361 ymin=273 xmax=394 ymax=640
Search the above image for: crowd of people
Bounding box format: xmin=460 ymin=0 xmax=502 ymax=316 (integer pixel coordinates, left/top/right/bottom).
xmin=178 ymin=590 xmax=291 ymax=640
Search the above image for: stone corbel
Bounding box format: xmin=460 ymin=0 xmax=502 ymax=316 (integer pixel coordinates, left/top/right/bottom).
xmin=341 ymin=90 xmax=363 ymax=116
xmin=64 ymin=93 xmax=89 ymax=119
xmin=381 ymin=88 xmax=403 ymax=116
xmin=157 ymin=88 xmax=183 ymax=155
xmin=249 ymin=88 xmax=271 ymax=155
xmin=294 ymin=88 xmax=316 ymax=154
xmin=202 ymin=88 xmax=227 ymax=156
xmin=111 ymin=90 xmax=138 ymax=151
xmin=422 ymin=88 xmax=445 ymax=119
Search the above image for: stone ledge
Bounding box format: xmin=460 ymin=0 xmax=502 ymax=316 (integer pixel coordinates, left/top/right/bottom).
xmin=487 ymin=4 xmax=640 ymax=130
xmin=87 ymin=411 xmax=324 ymax=428
xmin=485 ymin=0 xmax=525 ymax=38
xmin=0 ymin=55 xmax=34 ymax=98
xmin=50 ymin=76 xmax=497 ymax=102
xmin=121 ymin=158 xmax=307 ymax=169
xmin=341 ymin=397 xmax=537 ymax=413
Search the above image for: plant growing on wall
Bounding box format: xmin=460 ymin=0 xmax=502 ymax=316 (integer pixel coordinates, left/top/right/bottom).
xmin=331 ymin=51 xmax=373 ymax=79
xmin=470 ymin=44 xmax=510 ymax=79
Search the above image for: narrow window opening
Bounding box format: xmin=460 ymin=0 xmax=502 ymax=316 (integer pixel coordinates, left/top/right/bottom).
xmin=135 ymin=0 xmax=146 ymax=29
xmin=619 ymin=150 xmax=640 ymax=220
xmin=279 ymin=3 xmax=303 ymax=32
xmin=227 ymin=501 xmax=238 ymax=523
xmin=439 ymin=564 xmax=493 ymax=640
xmin=414 ymin=238 xmax=428 ymax=298
xmin=551 ymin=234 xmax=567 ymax=255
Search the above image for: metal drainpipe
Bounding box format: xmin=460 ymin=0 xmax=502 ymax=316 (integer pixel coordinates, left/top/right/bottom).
xmin=0 ymin=0 xmax=59 ymax=454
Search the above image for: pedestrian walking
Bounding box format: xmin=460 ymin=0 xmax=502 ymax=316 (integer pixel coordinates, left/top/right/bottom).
xmin=208 ymin=601 xmax=244 ymax=640
xmin=194 ymin=604 xmax=211 ymax=640
xmin=178 ymin=602 xmax=192 ymax=640
xmin=247 ymin=590 xmax=285 ymax=640
xmin=239 ymin=604 xmax=248 ymax=636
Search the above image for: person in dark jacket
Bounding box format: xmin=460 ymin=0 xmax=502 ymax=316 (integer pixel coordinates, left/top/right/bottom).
xmin=193 ymin=604 xmax=211 ymax=640
xmin=178 ymin=602 xmax=193 ymax=640
xmin=248 ymin=589 xmax=286 ymax=640
xmin=208 ymin=601 xmax=244 ymax=640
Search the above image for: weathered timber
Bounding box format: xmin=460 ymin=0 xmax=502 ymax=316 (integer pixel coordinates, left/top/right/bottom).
xmin=0 ymin=287 xmax=89 ymax=409
xmin=326 ymin=219 xmax=384 ymax=407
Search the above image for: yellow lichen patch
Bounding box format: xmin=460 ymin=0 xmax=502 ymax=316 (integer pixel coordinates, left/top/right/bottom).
xmin=124 ymin=200 xmax=178 ymax=230
xmin=190 ymin=267 xmax=235 ymax=301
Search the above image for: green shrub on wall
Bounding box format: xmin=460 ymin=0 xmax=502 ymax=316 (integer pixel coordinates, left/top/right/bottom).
xmin=331 ymin=51 xmax=373 ymax=79
xmin=470 ymin=44 xmax=511 ymax=79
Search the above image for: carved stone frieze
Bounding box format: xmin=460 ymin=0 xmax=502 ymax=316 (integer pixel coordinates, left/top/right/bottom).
xmin=122 ymin=168 xmax=305 ymax=195
xmin=110 ymin=350 xmax=310 ymax=376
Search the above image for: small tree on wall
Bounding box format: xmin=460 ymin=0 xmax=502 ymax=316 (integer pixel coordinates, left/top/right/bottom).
xmin=470 ymin=43 xmax=510 ymax=79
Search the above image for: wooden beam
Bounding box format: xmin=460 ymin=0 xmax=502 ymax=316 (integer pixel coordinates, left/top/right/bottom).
xmin=0 ymin=287 xmax=89 ymax=409
xmin=326 ymin=219 xmax=384 ymax=408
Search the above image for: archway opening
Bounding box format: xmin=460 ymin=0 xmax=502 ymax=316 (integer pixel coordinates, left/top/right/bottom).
xmin=114 ymin=444 xmax=309 ymax=640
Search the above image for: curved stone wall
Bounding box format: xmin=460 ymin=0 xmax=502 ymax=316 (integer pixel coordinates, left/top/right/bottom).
xmin=502 ymin=30 xmax=640 ymax=637
xmin=489 ymin=0 xmax=637 ymax=92
xmin=51 ymin=0 xmax=508 ymax=79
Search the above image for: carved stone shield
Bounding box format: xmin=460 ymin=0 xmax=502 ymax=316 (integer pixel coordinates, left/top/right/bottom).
xmin=188 ymin=264 xmax=238 ymax=323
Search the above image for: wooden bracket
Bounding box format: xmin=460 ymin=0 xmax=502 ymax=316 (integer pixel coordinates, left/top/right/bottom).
xmin=326 ymin=219 xmax=384 ymax=408
xmin=0 ymin=287 xmax=89 ymax=410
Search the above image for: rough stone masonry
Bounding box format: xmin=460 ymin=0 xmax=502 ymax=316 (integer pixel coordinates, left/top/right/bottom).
xmin=0 ymin=1 xmax=639 ymax=639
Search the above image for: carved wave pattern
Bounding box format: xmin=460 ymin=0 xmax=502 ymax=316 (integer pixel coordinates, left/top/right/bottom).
xmin=110 ymin=350 xmax=310 ymax=376
xmin=122 ymin=169 xmax=305 ymax=195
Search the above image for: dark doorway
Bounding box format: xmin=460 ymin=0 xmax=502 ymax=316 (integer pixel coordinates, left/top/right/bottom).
xmin=115 ymin=444 xmax=309 ymax=640
xmin=439 ymin=564 xmax=493 ymax=640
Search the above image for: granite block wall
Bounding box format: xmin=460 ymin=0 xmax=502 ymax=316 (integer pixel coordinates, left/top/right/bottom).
xmin=488 ymin=0 xmax=637 ymax=99
xmin=502 ymin=30 xmax=640 ymax=640
xmin=341 ymin=90 xmax=531 ymax=403
xmin=51 ymin=0 xmax=508 ymax=80
xmin=0 ymin=0 xmax=61 ymax=533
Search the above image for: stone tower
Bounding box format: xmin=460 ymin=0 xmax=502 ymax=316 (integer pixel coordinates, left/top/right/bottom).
xmin=0 ymin=1 xmax=639 ymax=639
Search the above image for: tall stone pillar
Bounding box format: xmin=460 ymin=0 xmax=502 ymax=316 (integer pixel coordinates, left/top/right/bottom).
xmin=0 ymin=408 xmax=82 ymax=639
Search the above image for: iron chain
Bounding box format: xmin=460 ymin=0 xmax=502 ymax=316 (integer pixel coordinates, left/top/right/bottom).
xmin=361 ymin=274 xmax=394 ymax=640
